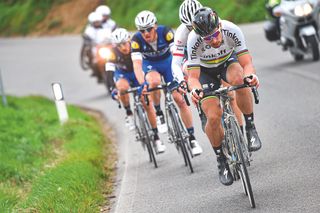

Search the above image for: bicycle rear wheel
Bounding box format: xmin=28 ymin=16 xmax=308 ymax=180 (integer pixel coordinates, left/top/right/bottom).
xmin=169 ymin=104 xmax=193 ymax=173
xmin=137 ymin=106 xmax=158 ymax=168
xmin=231 ymin=118 xmax=255 ymax=208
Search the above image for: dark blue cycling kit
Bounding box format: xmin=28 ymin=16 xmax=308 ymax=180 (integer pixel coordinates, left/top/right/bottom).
xmin=131 ymin=25 xmax=175 ymax=83
xmin=106 ymin=47 xmax=139 ymax=87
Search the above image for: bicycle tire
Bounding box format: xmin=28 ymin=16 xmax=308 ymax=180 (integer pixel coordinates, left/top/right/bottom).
xmin=137 ymin=105 xmax=158 ymax=168
xmin=134 ymin=108 xmax=146 ymax=151
xmin=230 ymin=118 xmax=255 ymax=208
xmin=169 ymin=104 xmax=194 ymax=173
xmin=80 ymin=44 xmax=91 ymax=70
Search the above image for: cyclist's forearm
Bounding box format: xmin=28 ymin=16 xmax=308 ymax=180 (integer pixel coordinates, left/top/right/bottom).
xmin=171 ymin=56 xmax=185 ymax=83
xmin=243 ymin=64 xmax=256 ymax=77
xmin=133 ymin=60 xmax=145 ymax=85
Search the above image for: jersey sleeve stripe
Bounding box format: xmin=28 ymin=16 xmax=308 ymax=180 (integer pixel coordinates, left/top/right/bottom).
xmin=236 ymin=49 xmax=249 ymax=57
xmin=173 ymin=53 xmax=185 ymax=57
xmin=187 ymin=64 xmax=200 ymax=70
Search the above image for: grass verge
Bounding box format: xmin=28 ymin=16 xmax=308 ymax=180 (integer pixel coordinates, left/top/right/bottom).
xmin=0 ymin=96 xmax=115 ymax=212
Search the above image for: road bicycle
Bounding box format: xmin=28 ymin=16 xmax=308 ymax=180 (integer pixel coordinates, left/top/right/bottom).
xmin=122 ymin=87 xmax=158 ymax=168
xmin=148 ymin=82 xmax=194 ymax=173
xmin=203 ymin=83 xmax=259 ymax=208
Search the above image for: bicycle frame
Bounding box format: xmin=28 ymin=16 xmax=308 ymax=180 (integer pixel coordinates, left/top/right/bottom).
xmin=202 ymin=83 xmax=258 ymax=208
xmin=148 ymin=83 xmax=194 ymax=173
xmin=123 ymin=87 xmax=158 ymax=168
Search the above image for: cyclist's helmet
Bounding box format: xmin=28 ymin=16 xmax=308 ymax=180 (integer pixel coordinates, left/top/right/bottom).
xmin=88 ymin=12 xmax=103 ymax=24
xmin=192 ymin=7 xmax=220 ymax=37
xmin=135 ymin=10 xmax=157 ymax=30
xmin=112 ymin=28 xmax=130 ymax=44
xmin=179 ymin=0 xmax=203 ymax=26
xmin=96 ymin=5 xmax=111 ymax=16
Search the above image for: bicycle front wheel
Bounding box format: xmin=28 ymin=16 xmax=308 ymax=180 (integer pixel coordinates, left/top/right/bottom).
xmin=169 ymin=104 xmax=193 ymax=173
xmin=231 ymin=118 xmax=255 ymax=208
xmin=137 ymin=106 xmax=158 ymax=168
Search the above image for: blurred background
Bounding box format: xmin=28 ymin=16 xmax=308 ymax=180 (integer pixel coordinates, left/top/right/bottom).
xmin=0 ymin=0 xmax=265 ymax=36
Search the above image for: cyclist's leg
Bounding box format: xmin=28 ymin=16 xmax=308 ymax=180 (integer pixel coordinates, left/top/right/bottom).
xmin=226 ymin=62 xmax=261 ymax=151
xmin=115 ymin=71 xmax=134 ymax=129
xmin=199 ymin=67 xmax=233 ymax=185
xmin=165 ymin=56 xmax=202 ymax=154
xmin=145 ymin=70 xmax=162 ymax=106
xmin=116 ymin=79 xmax=130 ymax=108
xmin=141 ymin=94 xmax=166 ymax=153
xmin=221 ymin=80 xmax=244 ymax=128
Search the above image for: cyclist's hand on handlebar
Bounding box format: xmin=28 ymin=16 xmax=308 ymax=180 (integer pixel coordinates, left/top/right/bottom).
xmin=137 ymin=82 xmax=149 ymax=96
xmin=177 ymin=81 xmax=188 ymax=94
xmin=244 ymin=74 xmax=260 ymax=88
xmin=111 ymin=88 xmax=119 ymax=101
xmin=190 ymin=88 xmax=203 ymax=105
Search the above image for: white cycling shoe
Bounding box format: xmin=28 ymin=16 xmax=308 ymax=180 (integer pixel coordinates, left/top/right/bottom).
xmin=155 ymin=139 xmax=166 ymax=154
xmin=125 ymin=115 xmax=135 ymax=131
xmin=190 ymin=140 xmax=203 ymax=156
xmin=156 ymin=114 xmax=168 ymax=133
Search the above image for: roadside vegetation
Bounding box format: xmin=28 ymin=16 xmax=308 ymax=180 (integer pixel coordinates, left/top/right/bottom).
xmin=0 ymin=96 xmax=115 ymax=212
xmin=0 ymin=0 xmax=68 ymax=36
xmin=109 ymin=0 xmax=266 ymax=29
xmin=0 ymin=0 xmax=266 ymax=36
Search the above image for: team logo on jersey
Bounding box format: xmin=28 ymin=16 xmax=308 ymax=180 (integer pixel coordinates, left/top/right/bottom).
xmin=166 ymin=31 xmax=174 ymax=41
xmin=131 ymin=41 xmax=140 ymax=49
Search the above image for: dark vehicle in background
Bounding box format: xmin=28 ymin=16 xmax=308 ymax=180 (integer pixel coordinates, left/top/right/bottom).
xmin=264 ymin=0 xmax=320 ymax=61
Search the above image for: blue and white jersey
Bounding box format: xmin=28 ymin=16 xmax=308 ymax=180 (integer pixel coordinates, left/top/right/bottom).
xmin=131 ymin=25 xmax=174 ymax=61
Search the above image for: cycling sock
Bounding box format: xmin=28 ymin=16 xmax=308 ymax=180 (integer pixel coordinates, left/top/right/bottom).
xmin=154 ymin=105 xmax=162 ymax=115
xmin=213 ymin=145 xmax=223 ymax=156
xmin=244 ymin=113 xmax=254 ymax=129
xmin=124 ymin=105 xmax=133 ymax=116
xmin=187 ymin=127 xmax=195 ymax=135
xmin=152 ymin=128 xmax=158 ymax=135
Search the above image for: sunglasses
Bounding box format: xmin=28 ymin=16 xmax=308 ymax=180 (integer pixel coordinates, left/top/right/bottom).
xmin=139 ymin=27 xmax=153 ymax=33
xmin=203 ymin=28 xmax=221 ymax=42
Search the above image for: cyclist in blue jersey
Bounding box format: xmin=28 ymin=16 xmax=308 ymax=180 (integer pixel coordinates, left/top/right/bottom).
xmin=107 ymin=28 xmax=166 ymax=153
xmin=131 ymin=10 xmax=202 ymax=156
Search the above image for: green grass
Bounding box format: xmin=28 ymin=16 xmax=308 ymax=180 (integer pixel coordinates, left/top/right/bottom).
xmin=107 ymin=0 xmax=266 ymax=30
xmin=0 ymin=0 xmax=66 ymax=36
xmin=0 ymin=0 xmax=266 ymax=36
xmin=0 ymin=96 xmax=115 ymax=212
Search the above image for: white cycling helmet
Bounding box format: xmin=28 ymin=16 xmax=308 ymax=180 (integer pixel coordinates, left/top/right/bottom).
xmin=88 ymin=11 xmax=103 ymax=24
xmin=179 ymin=0 xmax=203 ymax=26
xmin=96 ymin=5 xmax=111 ymax=16
xmin=112 ymin=28 xmax=130 ymax=44
xmin=135 ymin=10 xmax=157 ymax=30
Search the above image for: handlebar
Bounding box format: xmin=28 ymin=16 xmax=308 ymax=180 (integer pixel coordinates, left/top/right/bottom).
xmin=203 ymin=83 xmax=260 ymax=104
xmin=121 ymin=86 xmax=150 ymax=106
xmin=148 ymin=82 xmax=190 ymax=106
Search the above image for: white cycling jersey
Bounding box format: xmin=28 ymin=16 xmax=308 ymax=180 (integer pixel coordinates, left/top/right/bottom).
xmin=84 ymin=25 xmax=112 ymax=45
xmin=102 ymin=19 xmax=117 ymax=32
xmin=171 ymin=23 xmax=190 ymax=82
xmin=187 ymin=20 xmax=249 ymax=69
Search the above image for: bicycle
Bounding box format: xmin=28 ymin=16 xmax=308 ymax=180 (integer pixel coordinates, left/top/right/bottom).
xmin=122 ymin=86 xmax=158 ymax=168
xmin=202 ymin=83 xmax=259 ymax=208
xmin=148 ymin=82 xmax=194 ymax=173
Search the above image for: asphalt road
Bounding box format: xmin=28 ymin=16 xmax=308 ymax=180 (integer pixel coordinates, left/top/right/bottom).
xmin=1 ymin=22 xmax=320 ymax=213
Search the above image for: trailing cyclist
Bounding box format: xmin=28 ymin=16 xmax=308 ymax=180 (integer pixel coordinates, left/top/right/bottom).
xmin=187 ymin=7 xmax=262 ymax=185
xmin=107 ymin=28 xmax=166 ymax=153
xmin=172 ymin=0 xmax=244 ymax=133
xmin=131 ymin=10 xmax=202 ymax=156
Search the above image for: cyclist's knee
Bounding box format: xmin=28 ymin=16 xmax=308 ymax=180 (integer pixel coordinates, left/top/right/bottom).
xmin=173 ymin=93 xmax=186 ymax=108
xmin=206 ymin=112 xmax=221 ymax=127
xmin=146 ymin=71 xmax=161 ymax=87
